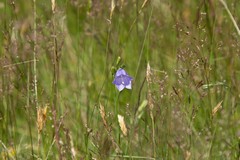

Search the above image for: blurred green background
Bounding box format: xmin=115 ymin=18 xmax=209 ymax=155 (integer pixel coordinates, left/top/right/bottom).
xmin=0 ymin=0 xmax=240 ymax=159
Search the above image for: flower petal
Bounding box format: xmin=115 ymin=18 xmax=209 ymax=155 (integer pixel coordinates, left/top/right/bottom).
xmin=115 ymin=68 xmax=127 ymax=76
xmin=113 ymin=76 xmax=123 ymax=85
xmin=122 ymin=75 xmax=133 ymax=85
xmin=113 ymin=75 xmax=133 ymax=86
xmin=113 ymin=68 xmax=133 ymax=91
xmin=125 ymin=82 xmax=132 ymax=89
xmin=116 ymin=84 xmax=125 ymax=91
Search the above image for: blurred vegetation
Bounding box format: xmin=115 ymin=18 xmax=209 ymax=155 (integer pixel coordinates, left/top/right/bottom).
xmin=0 ymin=0 xmax=240 ymax=159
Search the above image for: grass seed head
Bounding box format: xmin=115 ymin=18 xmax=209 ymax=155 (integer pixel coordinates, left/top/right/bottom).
xmin=117 ymin=114 xmax=127 ymax=136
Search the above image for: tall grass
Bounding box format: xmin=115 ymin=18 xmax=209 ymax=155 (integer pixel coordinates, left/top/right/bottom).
xmin=0 ymin=0 xmax=240 ymax=159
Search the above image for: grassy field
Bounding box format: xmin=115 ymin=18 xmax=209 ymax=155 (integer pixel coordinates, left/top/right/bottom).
xmin=0 ymin=0 xmax=240 ymax=159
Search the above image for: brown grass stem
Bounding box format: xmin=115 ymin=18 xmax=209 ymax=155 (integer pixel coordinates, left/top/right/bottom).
xmin=51 ymin=4 xmax=63 ymax=160
xmin=32 ymin=0 xmax=39 ymax=157
xmin=27 ymin=63 xmax=34 ymax=160
xmin=33 ymin=0 xmax=38 ymax=109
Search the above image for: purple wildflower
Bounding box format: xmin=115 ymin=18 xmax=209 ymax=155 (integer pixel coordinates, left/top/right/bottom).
xmin=113 ymin=68 xmax=133 ymax=91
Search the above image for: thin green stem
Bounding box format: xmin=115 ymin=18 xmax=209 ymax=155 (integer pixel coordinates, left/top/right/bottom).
xmin=134 ymin=3 xmax=153 ymax=78
xmin=219 ymin=0 xmax=240 ymax=36
xmin=27 ymin=63 xmax=34 ymax=160
xmin=32 ymin=0 xmax=39 ymax=157
xmin=51 ymin=4 xmax=63 ymax=160
xmin=33 ymin=0 xmax=38 ymax=108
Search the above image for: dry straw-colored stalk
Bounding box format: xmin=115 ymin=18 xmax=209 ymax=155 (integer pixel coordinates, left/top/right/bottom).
xmin=185 ymin=150 xmax=191 ymax=160
xmin=146 ymin=62 xmax=156 ymax=157
xmin=212 ymin=100 xmax=223 ymax=116
xmin=139 ymin=0 xmax=149 ymax=14
xmin=146 ymin=63 xmax=154 ymax=110
xmin=117 ymin=115 xmax=127 ymax=136
xmin=37 ymin=105 xmax=48 ymax=133
xmin=99 ymin=103 xmax=108 ymax=128
xmin=33 ymin=0 xmax=38 ymax=109
xmin=51 ymin=0 xmax=55 ymax=13
xmin=110 ymin=0 xmax=115 ymax=21
xmin=219 ymin=0 xmax=240 ymax=36
xmin=99 ymin=103 xmax=122 ymax=153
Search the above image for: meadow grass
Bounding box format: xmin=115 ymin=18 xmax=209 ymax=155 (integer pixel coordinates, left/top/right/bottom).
xmin=0 ymin=0 xmax=240 ymax=159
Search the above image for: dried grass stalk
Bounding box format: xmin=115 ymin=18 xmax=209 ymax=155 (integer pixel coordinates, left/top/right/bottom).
xmin=99 ymin=103 xmax=108 ymax=128
xmin=117 ymin=115 xmax=127 ymax=136
xmin=212 ymin=100 xmax=223 ymax=116
xmin=99 ymin=103 xmax=122 ymax=153
xmin=37 ymin=105 xmax=48 ymax=133
xmin=51 ymin=0 xmax=56 ymax=13
xmin=146 ymin=63 xmax=154 ymax=110
xmin=110 ymin=0 xmax=115 ymax=21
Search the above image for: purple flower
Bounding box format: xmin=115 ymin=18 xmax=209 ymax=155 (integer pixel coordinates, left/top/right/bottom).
xmin=113 ymin=68 xmax=133 ymax=91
